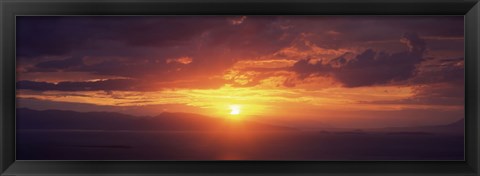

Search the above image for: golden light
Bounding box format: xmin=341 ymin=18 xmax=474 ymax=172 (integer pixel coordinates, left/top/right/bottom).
xmin=229 ymin=105 xmax=241 ymax=115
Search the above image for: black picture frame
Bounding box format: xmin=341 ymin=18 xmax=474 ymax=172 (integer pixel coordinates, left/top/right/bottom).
xmin=1 ymin=0 xmax=479 ymax=175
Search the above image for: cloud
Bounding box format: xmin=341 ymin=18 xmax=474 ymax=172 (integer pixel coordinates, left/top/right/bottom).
xmin=291 ymin=33 xmax=427 ymax=87
xmin=359 ymin=83 xmax=464 ymax=107
xmin=230 ymin=16 xmax=247 ymax=25
xmin=413 ymin=83 xmax=464 ymax=105
xmin=17 ymin=16 xmax=464 ymax=92
xmin=16 ymin=16 xmax=220 ymax=58
xmin=166 ymin=56 xmax=193 ymax=64
xmin=400 ymin=32 xmax=426 ymax=53
xmin=17 ymin=16 xmax=288 ymax=86
xmin=17 ymin=79 xmax=144 ymax=91
xmin=355 ymin=56 xmax=465 ymax=107
xmin=412 ymin=57 xmax=464 ymax=85
xmin=33 ymin=56 xmax=84 ymax=71
xmin=17 ymin=76 xmax=226 ymax=92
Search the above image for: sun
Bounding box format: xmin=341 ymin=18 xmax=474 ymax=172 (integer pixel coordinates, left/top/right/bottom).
xmin=229 ymin=105 xmax=241 ymax=115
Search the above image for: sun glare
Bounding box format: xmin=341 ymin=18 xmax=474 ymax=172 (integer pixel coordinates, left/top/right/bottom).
xmin=229 ymin=105 xmax=241 ymax=115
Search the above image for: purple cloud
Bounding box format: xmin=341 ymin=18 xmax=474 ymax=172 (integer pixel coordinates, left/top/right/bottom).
xmin=17 ymin=79 xmax=144 ymax=91
xmin=291 ymin=33 xmax=427 ymax=87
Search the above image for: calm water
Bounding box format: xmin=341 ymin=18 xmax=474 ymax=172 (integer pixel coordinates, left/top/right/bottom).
xmin=17 ymin=130 xmax=464 ymax=160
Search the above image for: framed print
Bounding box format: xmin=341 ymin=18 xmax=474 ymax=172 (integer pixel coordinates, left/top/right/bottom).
xmin=14 ymin=15 xmax=466 ymax=161
xmin=1 ymin=0 xmax=479 ymax=175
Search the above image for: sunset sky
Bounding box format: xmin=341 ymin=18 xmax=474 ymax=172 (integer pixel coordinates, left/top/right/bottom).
xmin=16 ymin=16 xmax=465 ymax=128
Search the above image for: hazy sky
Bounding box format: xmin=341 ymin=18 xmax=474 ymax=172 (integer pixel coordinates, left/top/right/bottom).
xmin=16 ymin=16 xmax=464 ymax=128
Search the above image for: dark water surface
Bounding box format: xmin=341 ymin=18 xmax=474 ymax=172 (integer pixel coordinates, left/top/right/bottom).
xmin=17 ymin=130 xmax=464 ymax=160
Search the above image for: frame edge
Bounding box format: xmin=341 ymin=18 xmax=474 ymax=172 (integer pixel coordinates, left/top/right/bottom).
xmin=466 ymin=1 xmax=480 ymax=175
xmin=1 ymin=0 xmax=16 ymax=174
xmin=1 ymin=0 xmax=480 ymax=176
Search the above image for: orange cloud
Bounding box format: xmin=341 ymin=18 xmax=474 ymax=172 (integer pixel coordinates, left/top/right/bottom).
xmin=233 ymin=59 xmax=297 ymax=69
xmin=230 ymin=16 xmax=247 ymax=25
xmin=166 ymin=56 xmax=193 ymax=64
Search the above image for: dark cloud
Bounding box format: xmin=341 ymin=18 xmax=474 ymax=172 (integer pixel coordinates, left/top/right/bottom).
xmin=16 ymin=16 xmax=220 ymax=58
xmin=412 ymin=57 xmax=464 ymax=85
xmin=33 ymin=56 xmax=84 ymax=71
xmin=400 ymin=32 xmax=426 ymax=54
xmin=17 ymin=16 xmax=464 ymax=91
xmin=16 ymin=16 xmax=286 ymax=60
xmin=17 ymin=16 xmax=290 ymax=86
xmin=17 ymin=79 xmax=144 ymax=91
xmin=75 ymin=60 xmax=167 ymax=78
xmin=356 ymin=56 xmax=464 ymax=106
xmin=17 ymin=17 xmax=81 ymax=57
xmin=17 ymin=76 xmax=226 ymax=92
xmin=291 ymin=33 xmax=426 ymax=87
xmin=269 ymin=16 xmax=463 ymax=51
xmin=359 ymin=83 xmax=464 ymax=106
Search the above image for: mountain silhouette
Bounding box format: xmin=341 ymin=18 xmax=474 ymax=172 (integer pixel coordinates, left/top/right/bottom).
xmin=373 ymin=118 xmax=464 ymax=134
xmin=440 ymin=118 xmax=464 ymax=128
xmin=16 ymin=108 xmax=294 ymax=131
